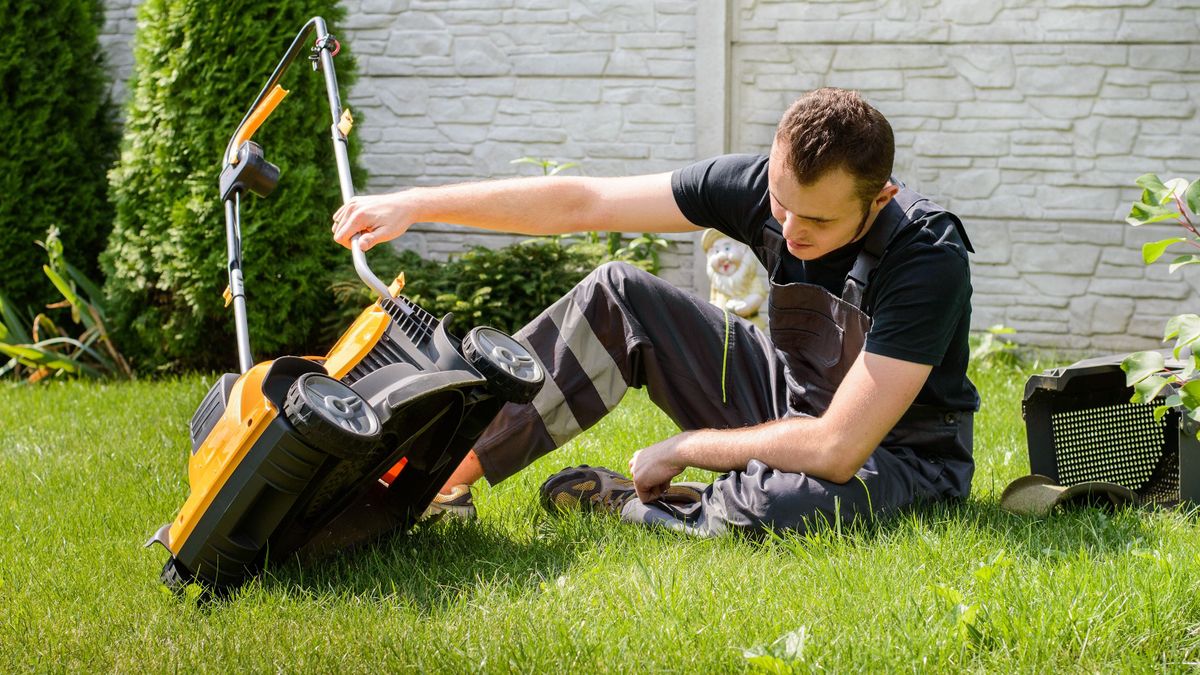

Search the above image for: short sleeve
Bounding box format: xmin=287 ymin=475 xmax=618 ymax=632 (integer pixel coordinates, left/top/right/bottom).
xmin=863 ymin=218 xmax=972 ymax=366
xmin=671 ymin=154 xmax=772 ymax=247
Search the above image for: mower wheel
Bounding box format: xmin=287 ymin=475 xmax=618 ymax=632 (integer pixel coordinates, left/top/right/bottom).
xmin=462 ymin=327 xmax=544 ymax=404
xmin=284 ymin=373 xmax=381 ymax=459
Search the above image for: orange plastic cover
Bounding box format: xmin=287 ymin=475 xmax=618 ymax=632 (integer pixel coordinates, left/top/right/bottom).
xmin=323 ymin=304 xmax=390 ymax=380
xmin=230 ymin=85 xmax=289 ymax=164
xmin=168 ymin=362 xmax=277 ymax=553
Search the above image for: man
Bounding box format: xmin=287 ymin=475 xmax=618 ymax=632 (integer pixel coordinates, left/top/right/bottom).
xmin=331 ymin=88 xmax=978 ymax=536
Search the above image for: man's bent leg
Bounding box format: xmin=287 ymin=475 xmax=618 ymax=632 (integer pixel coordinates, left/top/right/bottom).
xmin=621 ymin=447 xmax=950 ymax=537
xmin=472 ymin=261 xmax=786 ymax=486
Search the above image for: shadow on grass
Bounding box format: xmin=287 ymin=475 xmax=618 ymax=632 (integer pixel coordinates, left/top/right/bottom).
xmin=255 ymin=514 xmax=601 ymax=614
xmin=202 ymin=494 xmax=1183 ymax=611
xmin=912 ymin=497 xmax=1167 ymax=561
xmin=736 ymin=495 xmax=1170 ymax=564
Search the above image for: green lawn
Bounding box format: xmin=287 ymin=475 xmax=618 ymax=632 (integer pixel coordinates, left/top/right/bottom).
xmin=1 ymin=362 xmax=1198 ymax=671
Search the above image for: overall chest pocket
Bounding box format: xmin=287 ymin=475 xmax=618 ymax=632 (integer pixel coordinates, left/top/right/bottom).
xmin=768 ymin=308 xmax=846 ymax=372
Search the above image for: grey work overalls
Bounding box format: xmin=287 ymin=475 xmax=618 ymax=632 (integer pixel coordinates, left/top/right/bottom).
xmin=473 ymin=188 xmax=975 ymax=536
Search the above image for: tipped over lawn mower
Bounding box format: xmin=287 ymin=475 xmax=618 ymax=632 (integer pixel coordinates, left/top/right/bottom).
xmin=146 ymin=17 xmax=543 ymax=594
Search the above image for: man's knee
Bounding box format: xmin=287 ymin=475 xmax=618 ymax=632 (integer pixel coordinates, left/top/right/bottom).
xmin=582 ymin=260 xmax=650 ymax=293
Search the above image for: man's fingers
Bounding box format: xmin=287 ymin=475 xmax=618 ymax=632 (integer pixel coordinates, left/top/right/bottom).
xmin=359 ymin=233 xmax=374 ymax=251
xmin=638 ymin=482 xmax=666 ymax=504
xmin=333 ymin=213 xmax=365 ymax=248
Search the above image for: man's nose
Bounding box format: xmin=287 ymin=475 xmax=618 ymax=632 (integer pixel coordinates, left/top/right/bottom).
xmin=781 ymin=212 xmax=803 ymax=235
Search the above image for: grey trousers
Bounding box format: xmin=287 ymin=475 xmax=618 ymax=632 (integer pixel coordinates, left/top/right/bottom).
xmin=473 ymin=262 xmax=973 ymax=536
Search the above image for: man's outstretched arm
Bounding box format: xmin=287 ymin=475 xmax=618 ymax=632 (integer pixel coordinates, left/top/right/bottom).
xmin=332 ymin=172 xmax=701 ymax=250
xmin=629 ymin=351 xmax=932 ymax=502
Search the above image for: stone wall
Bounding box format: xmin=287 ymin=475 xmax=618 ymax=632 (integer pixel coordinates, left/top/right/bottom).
xmin=99 ymin=0 xmax=1200 ymax=351
xmin=339 ymin=0 xmax=700 ymax=289
xmin=99 ymin=0 xmax=140 ymax=106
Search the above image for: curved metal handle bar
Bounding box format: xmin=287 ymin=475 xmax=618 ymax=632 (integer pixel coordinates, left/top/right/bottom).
xmin=351 ymin=234 xmax=394 ymax=301
xmin=223 ymin=17 xmax=321 ymax=166
xmin=224 ymin=16 xmax=395 ymax=302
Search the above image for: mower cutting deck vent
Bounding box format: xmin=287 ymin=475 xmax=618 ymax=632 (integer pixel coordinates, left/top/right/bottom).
xmin=1022 ymin=353 xmax=1200 ymax=506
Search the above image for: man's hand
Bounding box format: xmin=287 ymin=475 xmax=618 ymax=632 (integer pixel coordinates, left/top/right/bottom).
xmin=332 ymin=193 xmax=416 ymax=251
xmin=628 ymin=432 xmax=691 ymax=502
xmin=628 ymin=352 xmax=932 ymax=486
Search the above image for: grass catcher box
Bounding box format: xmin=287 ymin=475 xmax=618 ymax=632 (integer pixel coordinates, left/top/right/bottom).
xmin=1022 ymin=353 xmax=1200 ymax=506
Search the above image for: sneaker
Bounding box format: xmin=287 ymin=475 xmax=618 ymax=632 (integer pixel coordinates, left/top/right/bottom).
xmin=539 ymin=466 xmax=707 ymax=516
xmin=420 ymin=483 xmax=477 ymax=523
xmin=540 ymin=465 xmax=637 ymax=515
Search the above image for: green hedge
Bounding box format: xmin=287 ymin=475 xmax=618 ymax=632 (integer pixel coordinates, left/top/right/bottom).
xmin=103 ymin=0 xmax=363 ymax=371
xmin=0 ymin=0 xmax=117 ymax=314
xmin=326 ymin=237 xmax=656 ymax=342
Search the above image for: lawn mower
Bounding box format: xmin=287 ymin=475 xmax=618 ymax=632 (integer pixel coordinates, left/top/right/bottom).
xmin=146 ymin=17 xmax=543 ymax=593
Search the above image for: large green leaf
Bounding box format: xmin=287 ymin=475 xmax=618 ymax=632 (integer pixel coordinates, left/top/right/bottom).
xmin=1126 ymin=201 xmax=1181 ymax=227
xmin=1186 ymin=179 xmax=1200 ymax=218
xmin=0 ymin=343 xmax=79 ymax=373
xmin=1179 ymin=380 xmax=1200 ymax=411
xmin=1132 ymin=374 xmax=1170 ymax=404
xmin=0 ymin=291 xmax=31 ymax=344
xmin=1136 ymin=173 xmax=1172 ymax=204
xmin=64 ymin=261 xmax=106 ymax=314
xmin=1164 ymin=313 xmax=1200 ymax=358
xmin=1143 ymin=237 xmax=1187 ymax=264
xmin=1168 ymin=255 xmax=1200 ymax=274
xmin=42 ymin=265 xmax=86 ymax=327
xmin=1122 ymin=350 xmax=1165 ymax=385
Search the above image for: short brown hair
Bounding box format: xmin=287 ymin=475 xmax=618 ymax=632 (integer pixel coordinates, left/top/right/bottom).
xmin=774 ymin=88 xmax=894 ymax=208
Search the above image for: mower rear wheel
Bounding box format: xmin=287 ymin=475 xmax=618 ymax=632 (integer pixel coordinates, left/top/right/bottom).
xmin=284 ymin=373 xmax=381 ymax=459
xmin=462 ymin=327 xmax=544 ymax=405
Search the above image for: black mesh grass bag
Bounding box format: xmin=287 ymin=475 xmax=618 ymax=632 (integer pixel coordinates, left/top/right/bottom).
xmin=1022 ymin=353 xmax=1200 ymax=506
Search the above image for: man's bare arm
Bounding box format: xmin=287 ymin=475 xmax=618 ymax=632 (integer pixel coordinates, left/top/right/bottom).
xmin=629 ymin=352 xmax=932 ymax=500
xmin=332 ymin=172 xmax=701 ymax=250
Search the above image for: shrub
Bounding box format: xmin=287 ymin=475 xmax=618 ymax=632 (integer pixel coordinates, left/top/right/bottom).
xmin=103 ymin=1 xmax=362 ymax=372
xmin=327 ymin=239 xmax=606 ymax=340
xmin=0 ymin=228 xmax=132 ymax=382
xmin=0 ymin=0 xmax=118 ymax=314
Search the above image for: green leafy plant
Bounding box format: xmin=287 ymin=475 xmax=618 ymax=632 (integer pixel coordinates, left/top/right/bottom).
xmin=0 ymin=228 xmax=132 ymax=382
xmin=0 ymin=0 xmax=118 ymax=314
xmin=327 ymin=240 xmax=605 ymax=340
xmin=969 ymin=324 xmax=1020 ymax=370
xmin=102 ymin=0 xmax=363 ymax=372
xmin=1121 ymin=174 xmax=1200 ymax=428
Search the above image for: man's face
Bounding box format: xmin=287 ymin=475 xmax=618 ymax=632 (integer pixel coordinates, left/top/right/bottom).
xmin=767 ymin=141 xmax=885 ymax=261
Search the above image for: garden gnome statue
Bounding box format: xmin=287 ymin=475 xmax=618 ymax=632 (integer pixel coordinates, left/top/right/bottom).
xmin=702 ymin=228 xmax=767 ymax=327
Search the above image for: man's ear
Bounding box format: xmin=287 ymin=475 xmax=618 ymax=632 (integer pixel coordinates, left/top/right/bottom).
xmin=874 ymin=182 xmax=900 ymax=210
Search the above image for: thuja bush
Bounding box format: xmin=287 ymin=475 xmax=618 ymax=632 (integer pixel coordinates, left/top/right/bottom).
xmin=0 ymin=0 xmax=117 ymax=313
xmin=103 ymin=0 xmax=362 ymax=371
xmin=327 ymin=240 xmax=606 ymax=341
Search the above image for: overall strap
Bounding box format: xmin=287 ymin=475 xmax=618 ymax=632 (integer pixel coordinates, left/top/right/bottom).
xmin=841 ymin=198 xmax=905 ymax=307
xmin=840 ymin=181 xmax=973 ymax=308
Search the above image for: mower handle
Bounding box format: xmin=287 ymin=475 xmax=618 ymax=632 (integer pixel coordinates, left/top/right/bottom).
xmin=222 ymin=17 xmax=394 ymax=373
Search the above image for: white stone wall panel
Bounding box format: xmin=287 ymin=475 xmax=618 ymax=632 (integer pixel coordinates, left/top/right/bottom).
xmin=97 ymin=0 xmax=1200 ymax=351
